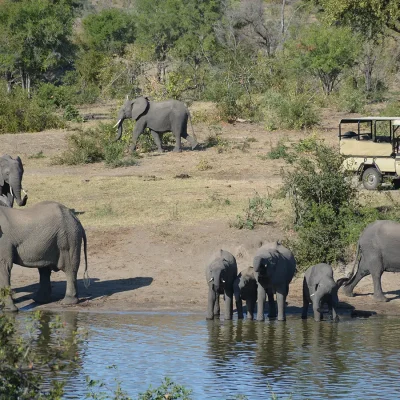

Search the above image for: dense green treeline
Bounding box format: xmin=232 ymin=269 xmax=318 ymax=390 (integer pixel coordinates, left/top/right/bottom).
xmin=0 ymin=0 xmax=399 ymax=133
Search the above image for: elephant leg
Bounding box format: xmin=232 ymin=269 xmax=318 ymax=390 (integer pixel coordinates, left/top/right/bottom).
xmin=181 ymin=131 xmax=198 ymax=150
xmin=130 ymin=123 xmax=145 ymax=152
xmin=214 ymin=293 xmax=220 ymax=318
xmin=266 ymin=288 xmax=277 ymax=319
xmin=150 ymin=130 xmax=163 ymax=153
xmin=328 ymin=299 xmax=339 ymax=322
xmin=246 ymin=298 xmax=255 ymax=320
xmin=276 ymin=289 xmax=287 ymax=321
xmin=33 ymin=267 xmax=52 ymax=304
xmin=256 ymin=283 xmax=266 ymax=321
xmin=60 ymin=252 xmax=79 ymax=305
xmin=302 ymin=297 xmax=309 ymax=320
xmin=342 ymin=260 xmax=369 ymax=298
xmin=235 ymin=291 xmax=244 ymax=319
xmin=207 ymin=288 xmax=216 ymax=320
xmin=224 ymin=288 xmax=233 ymax=320
xmin=0 ymin=261 xmax=17 ymax=312
xmin=372 ymin=270 xmax=388 ymax=302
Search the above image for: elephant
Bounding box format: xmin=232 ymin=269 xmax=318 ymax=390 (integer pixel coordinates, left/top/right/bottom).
xmin=206 ymin=249 xmax=238 ymax=320
xmin=302 ymin=263 xmax=349 ymax=322
xmin=342 ymin=220 xmax=400 ymax=302
xmin=234 ymin=266 xmax=258 ymax=320
xmin=0 ymin=201 xmax=89 ymax=312
xmin=0 ymin=155 xmax=28 ymax=207
xmin=253 ymin=241 xmax=296 ymax=321
xmin=114 ymin=96 xmax=198 ymax=153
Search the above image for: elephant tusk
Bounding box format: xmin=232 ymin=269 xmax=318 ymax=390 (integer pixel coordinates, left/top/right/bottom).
xmin=22 ymin=189 xmax=27 ymax=195
xmin=310 ymin=293 xmax=315 ymax=297
xmin=113 ymin=119 xmax=122 ymax=128
xmin=208 ymin=277 xmax=214 ymax=282
xmin=10 ymin=187 xmax=13 ymax=197
xmin=221 ymin=279 xmax=226 ymax=283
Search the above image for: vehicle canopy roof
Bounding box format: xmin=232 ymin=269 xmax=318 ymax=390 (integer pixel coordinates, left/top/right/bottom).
xmin=340 ymin=117 xmax=400 ymax=125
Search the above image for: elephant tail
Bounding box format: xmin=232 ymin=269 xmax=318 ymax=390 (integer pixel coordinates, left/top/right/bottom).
xmin=343 ymin=240 xmax=361 ymax=287
xmin=82 ymin=229 xmax=90 ymax=289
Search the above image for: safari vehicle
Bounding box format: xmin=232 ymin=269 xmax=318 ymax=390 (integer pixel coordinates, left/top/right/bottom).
xmin=339 ymin=117 xmax=400 ymax=190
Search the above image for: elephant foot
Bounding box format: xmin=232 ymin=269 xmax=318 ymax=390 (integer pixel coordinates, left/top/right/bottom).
xmin=60 ymin=296 xmax=78 ymax=306
xmin=191 ymin=142 xmax=198 ymax=150
xmin=206 ymin=316 xmax=214 ymax=320
xmin=32 ymin=291 xmax=52 ymax=304
xmin=277 ymin=316 xmax=286 ymax=321
xmin=256 ymin=316 xmax=265 ymax=322
xmin=341 ymin=286 xmax=355 ymax=297
xmin=373 ymin=294 xmax=389 ymax=302
xmin=173 ymin=147 xmax=182 ymax=153
xmin=333 ymin=316 xmax=340 ymax=323
xmin=301 ymin=314 xmax=307 ymax=320
xmin=3 ymin=302 xmax=18 ymax=312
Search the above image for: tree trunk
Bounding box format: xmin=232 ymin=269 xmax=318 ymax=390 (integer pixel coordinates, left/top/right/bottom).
xmin=281 ymin=0 xmax=286 ymax=34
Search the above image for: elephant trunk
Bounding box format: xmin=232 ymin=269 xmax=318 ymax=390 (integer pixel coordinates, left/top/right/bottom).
xmin=253 ymin=256 xmax=262 ymax=274
xmin=312 ymin=291 xmax=323 ymax=314
xmin=10 ymin=177 xmax=27 ymax=206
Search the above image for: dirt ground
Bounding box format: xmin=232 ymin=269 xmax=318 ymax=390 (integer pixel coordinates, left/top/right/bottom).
xmin=3 ymin=101 xmax=400 ymax=318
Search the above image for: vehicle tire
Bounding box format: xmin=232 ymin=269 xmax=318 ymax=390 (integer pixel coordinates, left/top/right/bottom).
xmin=362 ymin=167 xmax=382 ymax=190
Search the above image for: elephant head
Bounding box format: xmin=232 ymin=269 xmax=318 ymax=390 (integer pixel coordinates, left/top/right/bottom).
xmin=114 ymin=96 xmax=149 ymax=141
xmin=311 ymin=277 xmax=349 ymax=313
xmin=207 ymin=259 xmax=229 ymax=294
xmin=0 ymin=155 xmax=28 ymax=207
xmin=253 ymin=251 xmax=278 ymax=280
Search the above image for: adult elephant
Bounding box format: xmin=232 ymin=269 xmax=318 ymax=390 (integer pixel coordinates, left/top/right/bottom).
xmin=0 ymin=201 xmax=89 ymax=312
xmin=206 ymin=249 xmax=238 ymax=320
xmin=342 ymin=220 xmax=400 ymax=302
xmin=0 ymin=155 xmax=28 ymax=207
xmin=302 ymin=263 xmax=348 ymax=322
xmin=253 ymin=241 xmax=296 ymax=321
xmin=113 ymin=96 xmax=197 ymax=153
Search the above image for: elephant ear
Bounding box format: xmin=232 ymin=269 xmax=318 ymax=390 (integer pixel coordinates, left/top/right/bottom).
xmin=16 ymin=156 xmax=24 ymax=173
xmin=131 ymin=97 xmax=149 ymax=121
xmin=0 ymin=158 xmax=6 ymax=186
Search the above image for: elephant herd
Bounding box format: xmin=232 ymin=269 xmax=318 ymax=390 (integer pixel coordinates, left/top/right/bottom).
xmin=206 ymin=220 xmax=400 ymax=322
xmin=0 ymin=154 xmax=89 ymax=312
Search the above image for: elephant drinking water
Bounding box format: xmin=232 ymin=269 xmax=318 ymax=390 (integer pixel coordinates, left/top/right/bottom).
xmin=114 ymin=96 xmax=197 ymax=153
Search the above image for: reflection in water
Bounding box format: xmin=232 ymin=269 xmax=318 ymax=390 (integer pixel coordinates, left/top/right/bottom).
xmin=15 ymin=313 xmax=400 ymax=399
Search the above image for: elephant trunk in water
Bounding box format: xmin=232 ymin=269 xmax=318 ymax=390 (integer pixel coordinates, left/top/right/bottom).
xmin=10 ymin=176 xmax=27 ymax=206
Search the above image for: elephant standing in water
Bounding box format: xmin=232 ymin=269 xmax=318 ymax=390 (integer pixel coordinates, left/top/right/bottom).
xmin=302 ymin=263 xmax=349 ymax=322
xmin=206 ymin=250 xmax=238 ymax=320
xmin=0 ymin=201 xmax=89 ymax=311
xmin=253 ymin=241 xmax=296 ymax=321
xmin=0 ymin=155 xmax=28 ymax=207
xmin=342 ymin=220 xmax=400 ymax=302
xmin=114 ymin=96 xmax=197 ymax=153
xmin=234 ymin=266 xmax=258 ymax=320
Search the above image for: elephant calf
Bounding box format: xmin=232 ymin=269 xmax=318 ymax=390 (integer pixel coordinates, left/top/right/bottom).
xmin=234 ymin=266 xmax=258 ymax=320
xmin=302 ymin=263 xmax=348 ymax=322
xmin=0 ymin=201 xmax=89 ymax=311
xmin=206 ymin=250 xmax=238 ymax=320
xmin=253 ymin=241 xmax=296 ymax=321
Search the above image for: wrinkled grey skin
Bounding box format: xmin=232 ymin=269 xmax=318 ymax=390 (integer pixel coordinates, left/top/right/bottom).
xmin=114 ymin=96 xmax=197 ymax=153
xmin=342 ymin=220 xmax=400 ymax=302
xmin=0 ymin=201 xmax=88 ymax=312
xmin=0 ymin=155 xmax=28 ymax=207
xmin=253 ymin=241 xmax=296 ymax=321
xmin=302 ymin=263 xmax=349 ymax=322
xmin=234 ymin=266 xmax=258 ymax=320
xmin=206 ymin=250 xmax=238 ymax=320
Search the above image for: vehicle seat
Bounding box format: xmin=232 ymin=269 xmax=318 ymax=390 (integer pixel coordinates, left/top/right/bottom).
xmin=341 ymin=131 xmax=357 ymax=139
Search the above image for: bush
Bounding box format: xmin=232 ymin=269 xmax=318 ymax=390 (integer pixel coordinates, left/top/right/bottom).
xmin=267 ymin=140 xmax=290 ymax=160
xmin=0 ymin=86 xmax=64 ymax=133
xmin=282 ymin=143 xmax=400 ymax=270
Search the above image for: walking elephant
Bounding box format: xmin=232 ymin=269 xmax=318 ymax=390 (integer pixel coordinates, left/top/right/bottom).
xmin=0 ymin=201 xmax=89 ymax=312
xmin=114 ymin=96 xmax=197 ymax=153
xmin=0 ymin=155 xmax=28 ymax=207
xmin=253 ymin=241 xmax=296 ymax=321
xmin=206 ymin=250 xmax=238 ymax=320
xmin=342 ymin=220 xmax=400 ymax=302
xmin=234 ymin=266 xmax=258 ymax=320
xmin=302 ymin=263 xmax=348 ymax=322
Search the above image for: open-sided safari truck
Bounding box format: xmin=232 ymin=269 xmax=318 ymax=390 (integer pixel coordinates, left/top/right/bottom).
xmin=339 ymin=117 xmax=400 ymax=190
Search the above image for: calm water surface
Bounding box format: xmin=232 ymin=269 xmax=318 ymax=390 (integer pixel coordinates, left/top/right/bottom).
xmin=17 ymin=311 xmax=400 ymax=399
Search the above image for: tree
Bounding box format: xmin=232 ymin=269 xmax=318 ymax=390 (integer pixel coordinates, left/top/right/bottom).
xmin=286 ymin=24 xmax=360 ymax=95
xmin=0 ymin=0 xmax=77 ymax=94
xmin=80 ymin=8 xmax=136 ymax=56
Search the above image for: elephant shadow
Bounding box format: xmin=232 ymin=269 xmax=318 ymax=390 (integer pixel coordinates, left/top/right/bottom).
xmin=340 ymin=288 xmax=400 ymax=301
xmin=13 ymin=276 xmax=153 ymax=306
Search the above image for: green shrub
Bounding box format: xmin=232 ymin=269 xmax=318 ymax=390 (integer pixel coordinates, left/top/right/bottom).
xmin=267 ymin=140 xmax=290 ymax=160
xmin=334 ymin=80 xmax=367 ymax=113
xmin=380 ymin=101 xmax=400 ymax=117
xmin=231 ymin=192 xmax=272 ymax=230
xmin=0 ymin=86 xmax=64 ymax=133
xmin=36 ymin=83 xmax=75 ymax=108
xmin=63 ymin=104 xmax=83 ymax=122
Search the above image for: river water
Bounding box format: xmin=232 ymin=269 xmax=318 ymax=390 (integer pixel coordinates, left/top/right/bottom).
xmin=15 ymin=311 xmax=400 ymax=399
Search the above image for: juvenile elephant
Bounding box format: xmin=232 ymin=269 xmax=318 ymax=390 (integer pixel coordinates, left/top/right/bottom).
xmin=206 ymin=250 xmax=238 ymax=320
xmin=0 ymin=155 xmax=28 ymax=207
xmin=0 ymin=201 xmax=89 ymax=311
xmin=234 ymin=266 xmax=258 ymax=320
xmin=302 ymin=263 xmax=348 ymax=322
xmin=114 ymin=96 xmax=197 ymax=153
xmin=342 ymin=220 xmax=400 ymax=302
xmin=253 ymin=241 xmax=296 ymax=321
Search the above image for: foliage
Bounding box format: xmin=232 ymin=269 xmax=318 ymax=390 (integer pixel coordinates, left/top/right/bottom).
xmin=334 ymin=79 xmax=367 ymax=113
xmin=197 ymin=159 xmax=213 ymax=171
xmin=63 ymin=104 xmax=82 ymax=122
xmin=0 ymin=86 xmax=64 ymax=133
xmin=231 ymin=191 xmax=272 ymax=230
xmin=285 ymin=24 xmax=360 ymax=94
xmin=282 ymin=143 xmax=400 ymax=270
xmin=138 ymin=378 xmax=192 ymax=400
xmin=267 ymin=140 xmax=290 ymax=160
